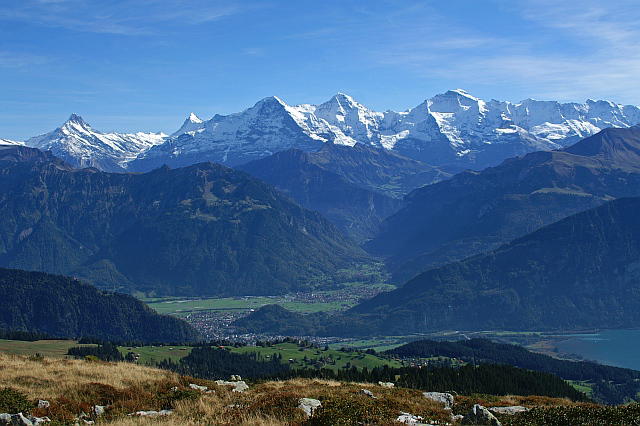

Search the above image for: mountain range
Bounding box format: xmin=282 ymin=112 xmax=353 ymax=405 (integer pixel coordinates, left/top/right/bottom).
xmin=0 ymin=144 xmax=364 ymax=296
xmin=25 ymin=114 xmax=166 ymax=171
xmin=368 ymin=126 xmax=640 ymax=281
xmin=352 ymin=196 xmax=640 ymax=333
xmin=237 ymin=196 xmax=640 ymax=335
xmin=9 ymin=90 xmax=640 ymax=174
xmin=238 ymin=143 xmax=448 ymax=240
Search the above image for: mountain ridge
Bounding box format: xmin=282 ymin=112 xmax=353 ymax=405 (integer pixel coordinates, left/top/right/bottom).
xmin=352 ymin=196 xmax=640 ymax=332
xmin=10 ymin=90 xmax=640 ymax=173
xmin=368 ymin=125 xmax=640 ymax=281
xmin=0 ymin=145 xmax=365 ymax=296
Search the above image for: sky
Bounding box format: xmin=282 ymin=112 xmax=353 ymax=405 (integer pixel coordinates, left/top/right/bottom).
xmin=2 ymin=0 xmax=640 ymax=140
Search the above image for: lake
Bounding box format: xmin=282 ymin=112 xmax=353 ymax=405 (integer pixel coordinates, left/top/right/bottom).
xmin=554 ymin=329 xmax=640 ymax=371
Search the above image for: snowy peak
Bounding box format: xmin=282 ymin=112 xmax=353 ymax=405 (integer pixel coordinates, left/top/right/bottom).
xmin=66 ymin=113 xmax=89 ymax=126
xmin=171 ymin=112 xmax=205 ymax=137
xmin=7 ymin=89 xmax=640 ymax=174
xmin=25 ymin=115 xmax=166 ymax=171
xmin=188 ymin=112 xmax=203 ymax=123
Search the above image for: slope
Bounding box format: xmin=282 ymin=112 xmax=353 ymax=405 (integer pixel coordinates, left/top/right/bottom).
xmin=0 ymin=145 xmax=366 ymax=296
xmin=238 ymin=143 xmax=446 ymax=240
xmin=353 ymin=197 xmax=640 ymax=332
xmin=368 ymin=126 xmax=640 ymax=280
xmin=0 ymin=268 xmax=198 ymax=343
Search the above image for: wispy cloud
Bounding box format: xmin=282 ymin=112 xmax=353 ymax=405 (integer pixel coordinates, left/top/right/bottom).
xmin=0 ymin=0 xmax=245 ymax=35
xmin=356 ymin=0 xmax=640 ymax=103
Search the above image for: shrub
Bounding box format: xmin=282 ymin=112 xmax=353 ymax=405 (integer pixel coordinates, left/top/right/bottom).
xmin=0 ymin=387 xmax=32 ymax=413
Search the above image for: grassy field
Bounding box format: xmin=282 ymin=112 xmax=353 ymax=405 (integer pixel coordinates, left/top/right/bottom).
xmin=142 ymin=262 xmax=396 ymax=318
xmin=118 ymin=345 xmax=194 ymax=365
xmin=0 ymin=339 xmax=95 ymax=358
xmin=143 ymin=295 xmax=350 ymax=317
xmin=568 ymin=380 xmax=594 ymax=398
xmin=230 ymin=342 xmax=403 ymax=371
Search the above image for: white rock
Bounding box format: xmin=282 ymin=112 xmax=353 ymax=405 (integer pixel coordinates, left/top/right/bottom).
xmin=396 ymin=412 xmax=424 ymax=424
xmin=189 ymin=383 xmax=209 ymax=392
xmin=489 ymin=406 xmax=529 ymax=415
xmin=93 ymin=405 xmax=107 ymax=417
xmin=37 ymin=400 xmax=50 ymax=409
xmin=423 ymin=392 xmax=455 ymax=409
xmin=130 ymin=410 xmax=173 ymax=417
xmin=298 ymin=398 xmax=322 ymax=417
xmin=214 ymin=380 xmax=249 ymax=392
xmin=10 ymin=413 xmax=33 ymax=425
xmin=378 ymin=381 xmax=395 ymax=388
xmin=461 ymin=404 xmax=502 ymax=426
xmin=360 ymin=389 xmax=376 ymax=398
xmin=30 ymin=416 xmax=50 ymax=425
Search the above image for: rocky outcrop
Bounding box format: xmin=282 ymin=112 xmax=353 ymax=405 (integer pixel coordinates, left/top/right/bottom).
xmin=129 ymin=410 xmax=173 ymax=417
xmin=214 ymin=380 xmax=249 ymax=393
xmin=360 ymin=389 xmax=376 ymax=398
xmin=423 ymin=392 xmax=455 ymax=409
xmin=462 ymin=404 xmax=502 ymax=426
xmin=298 ymin=398 xmax=322 ymax=417
xmin=0 ymin=412 xmax=51 ymax=425
xmin=489 ymin=406 xmax=528 ymax=415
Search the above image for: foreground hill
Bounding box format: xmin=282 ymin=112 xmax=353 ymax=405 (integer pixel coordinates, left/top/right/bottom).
xmin=353 ymin=197 xmax=640 ymax=332
xmin=0 ymin=268 xmax=198 ymax=343
xmin=368 ymin=126 xmax=640 ymax=281
xmin=239 ymin=144 xmax=446 ymax=240
xmin=0 ymin=350 xmax=623 ymax=425
xmin=0 ymin=145 xmax=365 ymax=296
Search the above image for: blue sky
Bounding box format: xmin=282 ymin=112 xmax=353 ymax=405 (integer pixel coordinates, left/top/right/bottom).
xmin=2 ymin=0 xmax=640 ymax=140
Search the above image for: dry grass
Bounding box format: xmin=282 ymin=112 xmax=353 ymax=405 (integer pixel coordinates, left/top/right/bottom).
xmin=0 ymin=352 xmax=178 ymax=400
xmin=0 ymin=353 xmax=582 ymax=425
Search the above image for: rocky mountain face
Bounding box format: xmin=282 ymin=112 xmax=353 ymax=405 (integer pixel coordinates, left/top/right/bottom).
xmin=0 ymin=267 xmax=199 ymax=343
xmin=0 ymin=145 xmax=365 ymax=296
xmin=26 ymin=114 xmax=166 ymax=172
xmin=351 ymin=197 xmax=640 ymax=333
xmin=131 ymin=90 xmax=640 ymax=172
xmin=367 ymin=126 xmax=640 ymax=281
xmin=238 ymin=143 xmax=448 ymax=241
xmin=14 ymin=91 xmax=640 ymax=174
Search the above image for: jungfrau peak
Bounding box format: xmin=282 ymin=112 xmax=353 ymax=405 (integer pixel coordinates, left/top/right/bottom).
xmin=9 ymin=90 xmax=640 ymax=173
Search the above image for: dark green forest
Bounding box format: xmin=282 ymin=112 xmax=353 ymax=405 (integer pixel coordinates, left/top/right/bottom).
xmin=0 ymin=268 xmax=199 ymax=343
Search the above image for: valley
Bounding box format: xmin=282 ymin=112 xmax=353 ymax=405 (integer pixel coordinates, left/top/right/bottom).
xmin=5 ymin=3 xmax=640 ymax=423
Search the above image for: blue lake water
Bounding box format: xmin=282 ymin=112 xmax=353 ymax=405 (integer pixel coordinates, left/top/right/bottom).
xmin=554 ymin=329 xmax=640 ymax=371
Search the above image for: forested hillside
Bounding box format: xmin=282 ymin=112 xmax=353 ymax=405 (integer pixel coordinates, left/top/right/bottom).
xmin=0 ymin=268 xmax=199 ymax=343
xmin=0 ymin=145 xmax=366 ymax=296
xmin=368 ymin=126 xmax=640 ymax=281
xmin=388 ymin=339 xmax=640 ymax=404
xmin=353 ymin=197 xmax=640 ymax=332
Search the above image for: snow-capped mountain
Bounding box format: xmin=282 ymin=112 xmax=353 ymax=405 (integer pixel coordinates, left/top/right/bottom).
xmin=130 ymin=96 xmax=331 ymax=171
xmin=26 ymin=114 xmax=166 ymax=171
xmin=131 ymin=90 xmax=640 ymax=172
xmin=171 ymin=112 xmax=205 ymax=137
xmin=9 ymin=90 xmax=640 ymax=173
